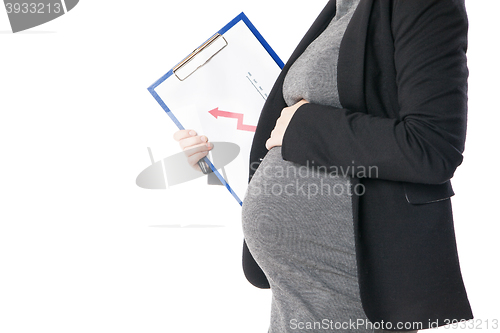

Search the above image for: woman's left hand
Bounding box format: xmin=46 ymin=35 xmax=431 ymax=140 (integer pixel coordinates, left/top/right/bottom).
xmin=266 ymin=99 xmax=308 ymax=150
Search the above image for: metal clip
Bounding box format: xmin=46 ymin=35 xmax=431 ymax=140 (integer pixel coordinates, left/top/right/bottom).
xmin=173 ymin=33 xmax=228 ymax=81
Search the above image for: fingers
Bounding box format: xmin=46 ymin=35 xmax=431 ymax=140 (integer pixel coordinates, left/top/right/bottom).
xmin=281 ymin=99 xmax=308 ymax=116
xmin=173 ymin=129 xmax=213 ymax=171
xmin=179 ymin=135 xmax=210 ymax=151
xmin=187 ymin=149 xmax=211 ymax=171
xmin=266 ymin=119 xmax=284 ymax=150
xmin=265 ymin=138 xmax=276 ymax=150
xmin=173 ymin=129 xmax=211 ymax=150
xmin=266 ymin=100 xmax=308 ymax=150
xmin=183 ymin=141 xmax=213 ymax=158
xmin=266 ymin=134 xmax=278 ymax=150
xmin=173 ymin=129 xmax=196 ymax=142
xmin=265 ymin=139 xmax=271 ymax=150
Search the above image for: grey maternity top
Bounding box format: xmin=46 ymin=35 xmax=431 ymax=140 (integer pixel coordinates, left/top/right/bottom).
xmin=241 ymin=1 xmax=377 ymax=332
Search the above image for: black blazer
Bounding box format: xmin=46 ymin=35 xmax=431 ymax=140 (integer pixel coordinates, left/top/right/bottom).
xmin=242 ymin=0 xmax=473 ymax=329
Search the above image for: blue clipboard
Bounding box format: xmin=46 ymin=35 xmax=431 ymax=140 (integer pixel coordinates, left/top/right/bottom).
xmin=147 ymin=12 xmax=283 ymax=206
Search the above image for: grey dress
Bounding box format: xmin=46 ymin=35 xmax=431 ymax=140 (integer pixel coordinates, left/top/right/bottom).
xmin=242 ymin=1 xmax=415 ymax=332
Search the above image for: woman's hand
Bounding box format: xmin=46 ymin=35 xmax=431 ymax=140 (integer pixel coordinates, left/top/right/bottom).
xmin=173 ymin=130 xmax=213 ymax=172
xmin=265 ymin=99 xmax=308 ymax=150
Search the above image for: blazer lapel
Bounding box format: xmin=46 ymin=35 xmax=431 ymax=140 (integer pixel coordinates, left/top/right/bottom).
xmin=338 ymin=0 xmax=374 ymax=112
xmin=250 ymin=1 xmax=338 ymax=166
xmin=250 ymin=0 xmax=373 ymax=167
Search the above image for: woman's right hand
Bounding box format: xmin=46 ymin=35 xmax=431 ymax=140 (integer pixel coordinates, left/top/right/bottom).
xmin=173 ymin=129 xmax=213 ymax=172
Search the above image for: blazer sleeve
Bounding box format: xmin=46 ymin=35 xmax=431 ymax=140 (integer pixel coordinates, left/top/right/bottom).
xmin=281 ymin=0 xmax=469 ymax=185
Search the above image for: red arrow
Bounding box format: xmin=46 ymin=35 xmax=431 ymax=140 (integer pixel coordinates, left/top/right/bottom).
xmin=208 ymin=107 xmax=257 ymax=132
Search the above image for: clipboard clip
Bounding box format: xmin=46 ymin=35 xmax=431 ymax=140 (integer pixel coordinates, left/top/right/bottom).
xmin=173 ymin=33 xmax=228 ymax=81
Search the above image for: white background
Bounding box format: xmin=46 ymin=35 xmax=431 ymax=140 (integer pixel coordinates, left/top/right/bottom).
xmin=0 ymin=1 xmax=498 ymax=332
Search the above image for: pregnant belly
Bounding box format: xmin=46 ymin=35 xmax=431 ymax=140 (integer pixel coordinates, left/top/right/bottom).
xmin=243 ymin=147 xmax=353 ymax=206
xmin=241 ymin=147 xmax=356 ymax=276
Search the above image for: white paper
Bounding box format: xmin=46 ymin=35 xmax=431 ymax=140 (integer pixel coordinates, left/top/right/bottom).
xmin=154 ymin=20 xmax=282 ymax=203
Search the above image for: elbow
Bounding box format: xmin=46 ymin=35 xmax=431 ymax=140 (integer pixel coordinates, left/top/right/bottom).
xmin=414 ymin=138 xmax=463 ymax=185
xmin=424 ymin=155 xmax=463 ymax=184
xmin=402 ymin=119 xmax=465 ymax=184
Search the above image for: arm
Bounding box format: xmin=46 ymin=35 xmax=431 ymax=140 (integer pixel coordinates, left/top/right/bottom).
xmin=281 ymin=0 xmax=469 ymax=185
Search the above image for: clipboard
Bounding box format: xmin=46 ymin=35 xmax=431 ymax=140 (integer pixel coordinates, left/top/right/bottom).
xmin=148 ymin=12 xmax=283 ymax=205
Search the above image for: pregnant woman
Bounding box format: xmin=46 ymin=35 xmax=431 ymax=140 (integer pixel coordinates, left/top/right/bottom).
xmin=174 ymin=0 xmax=473 ymax=331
